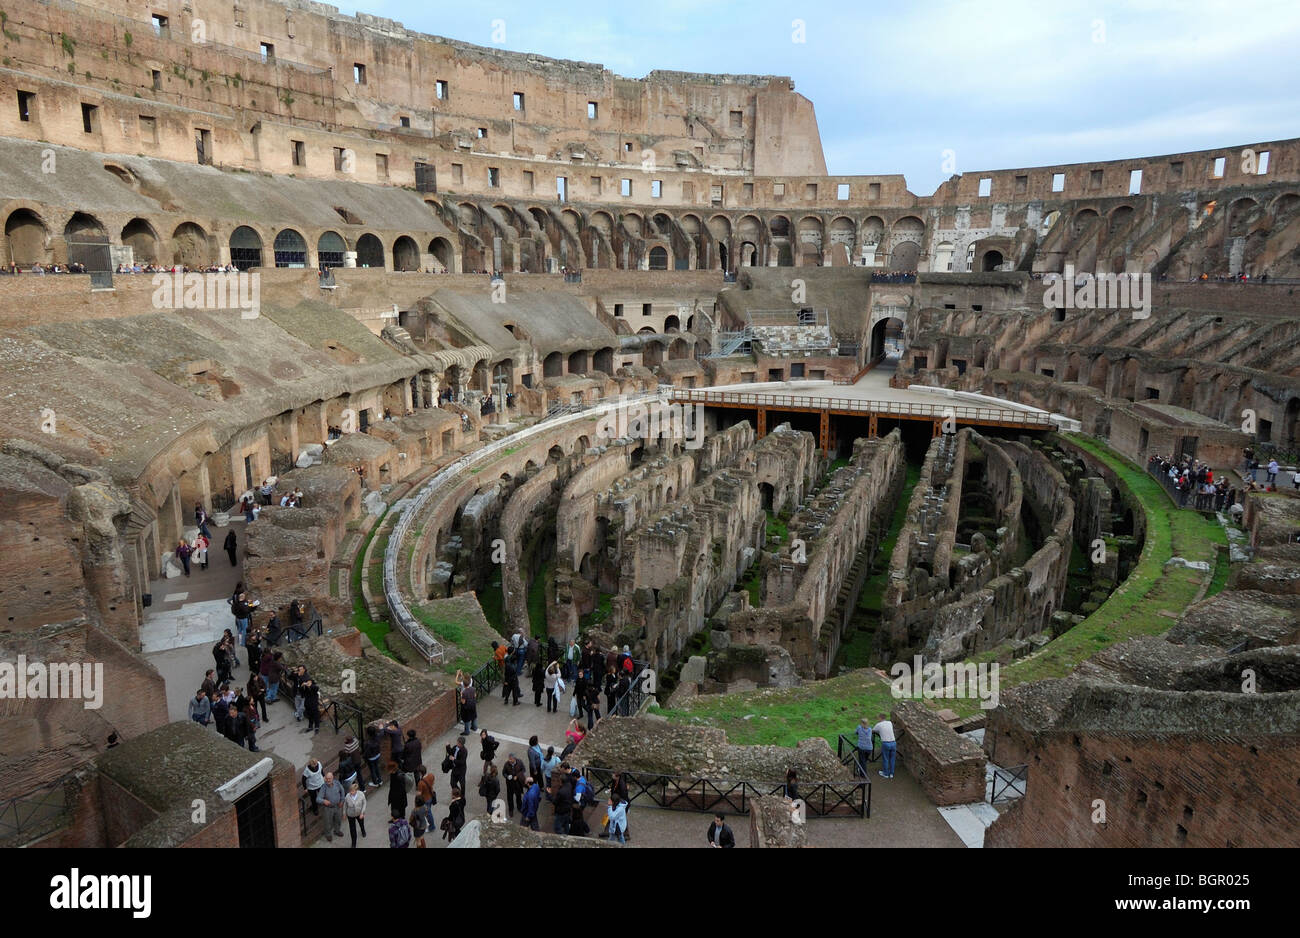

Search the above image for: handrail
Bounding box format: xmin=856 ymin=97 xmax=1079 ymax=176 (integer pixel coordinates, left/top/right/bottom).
xmin=669 ymin=388 xmax=1055 ymax=426
xmin=0 ymin=778 xmax=73 ymax=845
xmin=582 ymin=765 xmax=869 ymax=818
xmin=610 ymin=666 xmax=653 ymax=717
xmin=989 ymin=764 xmax=1028 ymax=803
xmin=383 ymin=391 xmax=669 ymax=666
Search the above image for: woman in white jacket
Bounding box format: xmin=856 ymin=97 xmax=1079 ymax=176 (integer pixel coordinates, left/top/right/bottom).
xmin=343 ymin=781 xmax=367 ymax=848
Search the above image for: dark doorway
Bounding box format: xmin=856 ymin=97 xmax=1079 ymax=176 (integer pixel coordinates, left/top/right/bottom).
xmin=235 ymin=781 xmax=276 ymax=848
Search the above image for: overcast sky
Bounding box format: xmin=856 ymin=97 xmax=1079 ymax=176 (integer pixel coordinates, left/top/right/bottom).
xmin=334 ymin=0 xmax=1299 ymax=195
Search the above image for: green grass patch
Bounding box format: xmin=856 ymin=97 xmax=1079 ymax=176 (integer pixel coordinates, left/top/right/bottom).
xmin=349 ymin=509 xmax=392 ymax=654
xmin=527 ymin=558 xmax=553 ymax=638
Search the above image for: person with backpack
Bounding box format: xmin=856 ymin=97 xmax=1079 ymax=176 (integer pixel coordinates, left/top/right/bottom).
xmin=527 ymin=735 xmax=544 ymax=785
xmin=401 ymin=729 xmax=423 ymax=787
xmin=446 ymin=736 xmax=468 ymax=796
xmin=388 ymin=807 xmax=412 ymax=848
xmin=460 ymin=683 xmax=478 ymax=734
xmin=416 ymin=766 xmax=437 ymax=831
xmin=442 ymin=787 xmax=466 ymax=841
xmin=605 ymin=795 xmax=628 ymax=845
xmin=502 ymin=659 xmax=522 ymax=706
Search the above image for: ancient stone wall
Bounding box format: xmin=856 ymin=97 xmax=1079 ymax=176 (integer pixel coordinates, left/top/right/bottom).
xmin=892 ymin=700 xmax=986 ymax=806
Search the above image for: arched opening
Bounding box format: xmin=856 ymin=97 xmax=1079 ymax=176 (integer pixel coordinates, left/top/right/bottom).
xmin=664 ymin=315 xmax=681 ymax=333
xmin=568 ymin=350 xmax=589 ymax=374
xmin=547 ymin=445 xmax=564 ymax=464
xmin=172 ymin=221 xmax=213 ymax=268
xmin=891 ymin=241 xmax=920 ymax=271
xmin=121 ymin=218 xmax=160 ymax=265
xmin=593 ymin=347 xmax=614 ymax=374
xmin=356 ymin=233 xmax=385 ymax=269
xmin=272 ymin=228 xmax=307 ymax=267
xmin=317 ymin=231 xmax=346 ymax=268
xmin=741 ymin=241 xmax=758 ymax=266
xmin=64 ymin=212 xmax=106 ymax=241
xmin=229 ymin=226 xmax=263 ymax=270
xmin=4 ymin=209 xmax=49 ymax=266
xmin=869 ymin=316 xmax=905 ymax=362
xmin=931 ymin=241 xmax=954 ymax=272
xmin=648 ymin=245 xmax=669 ymax=270
xmin=758 ymin=482 xmax=774 ymax=511
xmin=981 ymin=249 xmax=1004 ymax=272
xmin=428 ymin=237 xmax=454 ymax=271
xmin=543 ymin=351 xmax=563 ymax=378
xmin=393 ymin=235 xmax=419 ymax=271
xmin=669 ymin=337 xmax=689 ymax=360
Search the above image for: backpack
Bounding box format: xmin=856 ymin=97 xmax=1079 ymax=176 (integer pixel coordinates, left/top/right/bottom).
xmin=391 ymin=820 xmax=412 ymax=848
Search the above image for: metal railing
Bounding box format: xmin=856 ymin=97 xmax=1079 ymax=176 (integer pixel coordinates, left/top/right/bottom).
xmin=582 ymin=766 xmax=869 ymax=818
xmin=1145 ymin=463 xmax=1234 ymax=511
xmin=989 ymin=764 xmax=1028 ymax=803
xmin=610 ymin=666 xmax=653 ymax=717
xmin=0 ymin=779 xmax=73 ymax=845
xmin=456 ymin=659 xmax=503 ymax=720
xmin=321 ymin=699 xmax=365 ymax=742
xmin=384 ymin=392 xmax=669 ymax=666
xmin=669 ymin=389 xmax=1056 ymax=427
xmin=267 ymin=612 xmax=323 ymax=646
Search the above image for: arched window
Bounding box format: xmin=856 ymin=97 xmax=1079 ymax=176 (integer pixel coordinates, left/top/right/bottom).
xmin=273 ymin=229 xmax=307 ymax=268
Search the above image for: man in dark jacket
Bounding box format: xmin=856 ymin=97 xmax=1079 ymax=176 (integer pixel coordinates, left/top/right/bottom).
xmin=549 ymin=772 xmax=574 ymax=835
xmin=363 ymin=726 xmax=384 ymax=788
xmin=383 ymin=720 xmax=404 ymax=769
xmin=502 ymin=660 xmax=521 ymax=706
xmin=707 ymin=813 xmax=736 ymax=848
xmin=224 ymin=529 xmax=238 ymax=566
xmin=531 ymin=659 xmax=546 ymax=707
xmin=401 ymin=729 xmax=423 ymax=786
xmin=447 ymin=736 xmax=468 ymax=797
xmin=501 ymin=754 xmax=526 ymax=817
xmin=460 ymin=684 xmax=478 ymax=734
xmin=301 ymin=678 xmax=321 ymax=734
xmin=225 ymin=705 xmax=247 ymax=747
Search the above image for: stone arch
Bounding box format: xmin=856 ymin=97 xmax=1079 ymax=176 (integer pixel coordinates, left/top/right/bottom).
xmin=981 ymin=249 xmax=1004 ymax=271
xmin=171 ymin=221 xmax=213 ymax=268
xmin=393 ymin=235 xmax=420 ymax=271
xmin=63 ymin=211 xmax=106 ymax=240
xmin=4 ymin=208 xmax=50 ymax=265
xmin=428 ymin=236 xmax=454 ymax=271
xmin=797 ymin=215 xmax=824 ymax=265
xmin=229 ymin=225 xmax=263 ymax=270
xmin=669 ymin=337 xmax=689 ymax=360
xmin=769 ymin=214 xmax=791 ymax=238
xmin=648 ymin=245 xmax=669 ymax=269
xmin=828 ymin=216 xmax=855 ymax=265
xmin=664 ymin=315 xmax=681 ymax=333
xmin=1072 ymin=208 xmax=1100 ymax=237
xmin=272 ymin=228 xmax=308 ymax=267
xmin=318 ymin=230 xmax=346 ymax=268
xmin=543 ymin=351 xmax=563 ymax=378
xmin=593 ymin=347 xmax=614 ymax=374
xmin=1108 ymin=204 xmax=1136 ymax=234
xmin=869 ymin=315 xmax=905 ymax=361
xmin=121 ymin=218 xmax=160 ymax=265
xmin=1088 ymin=356 xmax=1109 ymax=393
xmin=931 ymin=240 xmax=955 ymax=272
xmin=1227 ymin=197 xmax=1259 ymax=237
xmin=568 ymin=350 xmax=588 ymax=374
xmin=891 ymin=241 xmax=921 ymax=271
xmin=1270 ymin=192 xmax=1300 ymax=216
xmin=356 ymin=233 xmax=385 ymax=268
xmin=1041 ymin=210 xmax=1061 ymax=236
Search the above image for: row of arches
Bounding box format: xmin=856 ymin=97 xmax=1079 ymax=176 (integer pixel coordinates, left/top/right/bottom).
xmin=2 ymin=206 xmax=458 ymax=272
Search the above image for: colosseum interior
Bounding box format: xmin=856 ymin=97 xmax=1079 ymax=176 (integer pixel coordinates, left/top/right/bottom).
xmin=0 ymin=0 xmax=1296 ymax=857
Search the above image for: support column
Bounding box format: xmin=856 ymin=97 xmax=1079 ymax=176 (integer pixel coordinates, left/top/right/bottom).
xmin=932 ymin=418 xmax=943 ymax=438
xmin=757 ymin=408 xmax=767 ymax=438
xmin=819 ymin=411 xmax=830 ymax=452
xmin=868 ymin=413 xmax=878 ymax=439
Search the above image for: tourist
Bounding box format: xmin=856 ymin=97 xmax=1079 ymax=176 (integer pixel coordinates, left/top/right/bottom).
xmin=210 ymin=691 xmax=229 ymax=738
xmin=417 ymin=765 xmax=437 ymax=830
xmin=585 ymin=679 xmax=602 ymax=730
xmin=409 ymin=798 xmax=429 ymax=847
xmin=520 ymin=775 xmax=541 ymax=830
xmin=574 ymin=668 xmax=588 ymax=719
xmin=259 ymin=479 xmax=275 ymax=506
xmin=565 ymin=638 xmax=581 ymax=681
xmin=387 ymin=761 xmax=409 ymax=818
xmin=201 ymin=669 xmax=218 ymax=700
xmin=264 ymin=651 xmax=284 ymax=704
xmin=401 ymin=729 xmax=423 ymax=787
xmin=188 ymin=689 xmax=211 ymax=727
xmin=301 ymin=677 xmax=321 ymax=734
xmin=1268 ymin=458 xmax=1279 ymax=485
xmin=548 ymin=767 xmax=573 ymax=835
xmin=343 ymin=782 xmax=367 ymax=847
xmin=460 ymin=681 xmax=479 ymax=733
xmin=783 ymin=768 xmax=799 ymax=801
xmin=245 ymin=623 xmax=264 ymax=677
xmin=501 ymin=753 xmax=525 ymax=818
xmin=707 ymin=812 xmax=735 ymax=848
xmin=443 ymin=787 xmax=466 ymax=841
xmin=603 ymin=795 xmax=628 ymax=844
xmin=247 ymin=671 xmax=268 ymax=723
xmin=241 ymin=494 xmax=256 ymax=523
xmin=479 ymin=728 xmax=500 ymax=767
xmin=446 ymin=735 xmax=468 ymax=795
xmin=603 ymin=665 xmax=618 ymax=714
xmin=854 ymin=716 xmax=874 ymax=777
xmin=224 ymin=529 xmax=238 ymax=567
xmin=213 ymin=637 xmax=234 ymax=685
xmin=478 ymin=762 xmax=501 ymax=814
xmin=502 ymin=658 xmax=521 ymax=705
xmin=319 ymin=771 xmax=345 ymax=842
xmin=388 ymin=807 xmax=412 ymax=848
xmin=544 ymin=660 xmax=561 ymax=713
xmin=195 ymin=503 xmax=212 ymax=539
xmin=565 ymin=719 xmax=586 ymax=749
xmin=302 ymin=758 xmax=325 ymax=815
xmin=874 ymin=713 xmax=897 ymax=779
xmin=363 ymin=725 xmax=384 ymax=787
xmin=541 ymin=746 xmax=560 ymax=786
xmin=192 ymin=532 xmax=209 ymax=570
xmin=175 ymin=539 xmax=192 ymax=576
xmin=531 ymin=657 xmax=546 ymax=706
xmin=224 ymin=705 xmax=246 ymax=747
xmin=383 ymin=719 xmax=404 ymax=768
xmin=337 ymin=741 xmax=361 ymax=793
xmin=527 ymin=735 xmax=544 ymax=784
